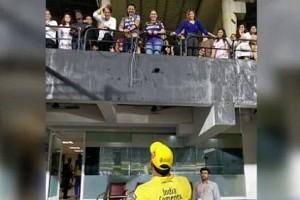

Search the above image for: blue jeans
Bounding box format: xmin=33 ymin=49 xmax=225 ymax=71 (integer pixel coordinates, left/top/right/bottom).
xmin=123 ymin=37 xmax=138 ymax=53
xmin=74 ymin=176 xmax=81 ymax=198
xmin=145 ymin=39 xmax=163 ymax=55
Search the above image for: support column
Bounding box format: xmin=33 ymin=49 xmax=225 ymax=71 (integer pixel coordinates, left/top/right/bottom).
xmin=241 ymin=111 xmax=257 ymax=199
xmin=222 ymin=0 xmax=247 ymax=36
xmin=222 ymin=0 xmax=237 ymax=35
xmin=101 ymin=0 xmax=111 ymax=7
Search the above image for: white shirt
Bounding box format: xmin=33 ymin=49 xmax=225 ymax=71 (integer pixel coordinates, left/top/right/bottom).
xmin=193 ymin=180 xmax=221 ymax=200
xmin=213 ymin=38 xmax=231 ymax=59
xmin=58 ymin=25 xmax=72 ymax=49
xmin=93 ymin=12 xmax=116 ymax=40
xmin=235 ymin=32 xmax=252 ymax=58
xmin=45 ymin=20 xmax=58 ymax=42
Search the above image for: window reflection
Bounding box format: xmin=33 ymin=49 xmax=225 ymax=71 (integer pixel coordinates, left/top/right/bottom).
xmin=85 ymin=147 xmax=244 ymax=176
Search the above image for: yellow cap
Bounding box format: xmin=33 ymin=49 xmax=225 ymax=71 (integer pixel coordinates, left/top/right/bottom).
xmin=150 ymin=141 xmax=173 ymax=170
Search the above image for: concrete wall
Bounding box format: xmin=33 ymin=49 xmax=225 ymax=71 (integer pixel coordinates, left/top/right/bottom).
xmin=46 ymin=49 xmax=256 ymax=108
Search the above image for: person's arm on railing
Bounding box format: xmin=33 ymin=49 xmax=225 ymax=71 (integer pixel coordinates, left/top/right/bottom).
xmin=118 ymin=17 xmax=129 ymax=32
xmin=129 ymin=15 xmax=140 ymax=32
xmin=196 ymin=20 xmax=216 ymax=38
xmin=173 ymin=20 xmax=185 ymax=35
xmin=46 ymin=20 xmax=58 ymax=32
xmin=211 ymin=40 xmax=216 ymax=58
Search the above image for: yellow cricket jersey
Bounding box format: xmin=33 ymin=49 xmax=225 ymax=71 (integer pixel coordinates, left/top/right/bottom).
xmin=134 ymin=174 xmax=192 ymax=200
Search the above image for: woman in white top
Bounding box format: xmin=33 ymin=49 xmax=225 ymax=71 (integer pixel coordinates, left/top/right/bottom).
xmin=93 ymin=5 xmax=116 ymax=51
xmin=45 ymin=9 xmax=58 ymax=48
xmin=211 ymin=28 xmax=231 ymax=59
xmin=58 ymin=13 xmax=72 ymax=50
xmin=235 ymin=24 xmax=252 ymax=59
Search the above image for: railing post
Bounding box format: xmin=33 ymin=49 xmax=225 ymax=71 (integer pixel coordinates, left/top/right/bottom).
xmin=184 ymin=34 xmax=189 ymax=56
xmin=77 ymin=27 xmax=81 ymax=50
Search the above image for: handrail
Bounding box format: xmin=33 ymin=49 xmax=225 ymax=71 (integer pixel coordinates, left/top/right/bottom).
xmin=184 ymin=33 xmax=257 ymax=58
xmin=82 ymin=27 xmax=126 ymax=50
xmin=46 ymin=25 xmax=257 ymax=59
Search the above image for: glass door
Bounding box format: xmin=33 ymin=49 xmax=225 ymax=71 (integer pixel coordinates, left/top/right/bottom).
xmin=47 ymin=132 xmax=62 ymax=200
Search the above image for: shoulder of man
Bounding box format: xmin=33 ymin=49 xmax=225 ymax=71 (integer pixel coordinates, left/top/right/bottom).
xmin=173 ymin=175 xmax=191 ymax=187
xmin=209 ymin=180 xmax=218 ymax=187
xmin=133 ymin=181 xmax=152 ymax=200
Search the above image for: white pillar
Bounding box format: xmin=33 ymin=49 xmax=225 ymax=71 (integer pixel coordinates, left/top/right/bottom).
xmin=241 ymin=112 xmax=257 ymax=199
xmin=101 ymin=0 xmax=111 ymax=7
xmin=222 ymin=0 xmax=237 ymax=36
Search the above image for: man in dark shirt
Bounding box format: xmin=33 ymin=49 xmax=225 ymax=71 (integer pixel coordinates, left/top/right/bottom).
xmin=82 ymin=16 xmax=98 ymax=50
xmin=71 ymin=10 xmax=86 ymax=49
xmin=62 ymin=158 xmax=73 ymax=199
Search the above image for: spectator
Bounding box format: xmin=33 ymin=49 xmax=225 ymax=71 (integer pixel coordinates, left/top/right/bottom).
xmin=235 ymin=24 xmax=252 ymax=59
xmin=82 ymin=15 xmax=98 ymax=50
xmin=134 ymin=142 xmax=192 ymax=199
xmin=114 ymin=37 xmax=124 ymax=53
xmin=74 ymin=154 xmax=82 ymax=200
xmin=250 ymin=25 xmax=257 ymax=60
xmin=143 ymin=10 xmax=165 ymax=55
xmin=229 ymin=33 xmax=237 ymax=58
xmin=93 ymin=5 xmax=116 ymax=51
xmin=199 ymin=36 xmax=214 ymax=58
xmin=58 ymin=13 xmax=72 ymax=50
xmin=45 ymin=9 xmax=58 ymax=48
xmin=62 ymin=158 xmax=73 ymax=199
xmin=172 ymin=9 xmax=215 ymax=56
xmin=118 ymin=4 xmax=141 ymax=53
xmin=71 ymin=10 xmax=86 ymax=49
xmin=193 ymin=167 xmax=221 ymax=200
xmin=211 ymin=28 xmax=231 ymax=59
xmin=162 ymin=40 xmax=174 ymax=56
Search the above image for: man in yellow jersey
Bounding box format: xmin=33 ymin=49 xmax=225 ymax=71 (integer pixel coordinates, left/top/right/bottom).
xmin=134 ymin=141 xmax=192 ymax=200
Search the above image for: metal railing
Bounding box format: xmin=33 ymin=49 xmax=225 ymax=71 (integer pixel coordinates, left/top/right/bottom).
xmin=184 ymin=33 xmax=257 ymax=59
xmin=46 ymin=25 xmax=257 ymax=60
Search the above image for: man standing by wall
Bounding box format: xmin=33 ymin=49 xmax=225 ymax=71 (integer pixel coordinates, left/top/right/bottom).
xmin=134 ymin=141 xmax=192 ymax=200
xmin=193 ymin=167 xmax=221 ymax=200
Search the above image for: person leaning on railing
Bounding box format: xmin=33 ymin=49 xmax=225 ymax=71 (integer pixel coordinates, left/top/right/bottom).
xmin=234 ymin=24 xmax=252 ymax=59
xmin=58 ymin=13 xmax=73 ymax=50
xmin=211 ymin=28 xmax=232 ymax=59
xmin=82 ymin=15 xmax=99 ymax=50
xmin=71 ymin=10 xmax=87 ymax=49
xmin=118 ymin=3 xmax=141 ymax=53
xmin=45 ymin=9 xmax=58 ymax=48
xmin=143 ymin=10 xmax=166 ymax=55
xmin=199 ymin=35 xmax=214 ymax=58
xmin=171 ymin=9 xmax=215 ymax=56
xmin=93 ymin=4 xmax=117 ymax=51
